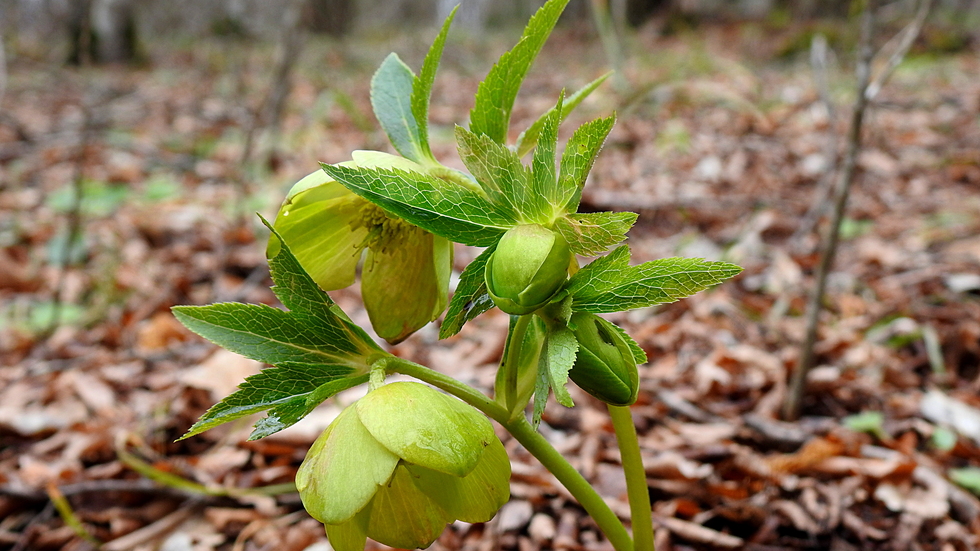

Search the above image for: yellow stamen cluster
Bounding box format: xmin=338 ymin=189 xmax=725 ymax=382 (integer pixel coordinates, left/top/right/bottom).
xmin=352 ymin=202 xmax=422 ymax=253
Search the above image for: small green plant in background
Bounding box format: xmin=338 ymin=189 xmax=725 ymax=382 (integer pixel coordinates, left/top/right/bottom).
xmin=173 ymin=1 xmax=742 ymax=550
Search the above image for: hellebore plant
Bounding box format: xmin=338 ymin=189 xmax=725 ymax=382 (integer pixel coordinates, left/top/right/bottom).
xmin=172 ymin=1 xmax=742 ymax=550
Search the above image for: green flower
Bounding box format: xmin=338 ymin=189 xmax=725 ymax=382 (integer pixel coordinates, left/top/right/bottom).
xmin=485 ymin=224 xmax=571 ymax=315
xmin=270 ymin=151 xmax=452 ymax=344
xmin=297 ymin=382 xmax=510 ymax=551
xmin=568 ymin=312 xmax=639 ymax=406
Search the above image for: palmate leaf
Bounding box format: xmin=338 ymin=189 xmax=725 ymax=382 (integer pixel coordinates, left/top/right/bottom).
xmin=173 ymin=219 xmax=385 ymax=440
xmin=469 ymin=0 xmax=570 ymax=143
xmin=440 ymin=242 xmax=497 ymax=339
xmin=554 ymin=211 xmax=637 ymax=256
xmin=515 ymin=73 xmax=611 ymax=157
xmin=566 ymin=245 xmax=743 ymax=313
xmin=322 ymin=164 xmax=511 ymax=247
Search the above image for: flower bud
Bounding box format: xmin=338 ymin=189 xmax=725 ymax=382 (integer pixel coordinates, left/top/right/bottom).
xmin=568 ymin=312 xmax=639 ymax=406
xmin=486 ymin=224 xmax=571 ymax=315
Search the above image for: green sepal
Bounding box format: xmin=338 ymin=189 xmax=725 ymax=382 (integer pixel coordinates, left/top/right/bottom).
xmin=324 ymin=507 xmax=370 ymax=551
xmin=404 ymin=436 xmax=511 ymax=523
xmin=365 ymin=464 xmax=452 ymax=549
xmin=567 ymin=245 xmax=744 ymax=313
xmin=296 ymin=406 xmax=401 ymax=525
xmin=485 ymin=224 xmax=571 ymax=315
xmin=440 ymin=242 xmax=496 ymax=340
xmin=355 ymin=382 xmax=494 ymax=477
xmin=469 ymin=0 xmax=571 ymax=143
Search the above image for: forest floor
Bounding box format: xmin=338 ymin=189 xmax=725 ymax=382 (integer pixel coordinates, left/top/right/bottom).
xmin=1 ymin=17 xmax=980 ymax=551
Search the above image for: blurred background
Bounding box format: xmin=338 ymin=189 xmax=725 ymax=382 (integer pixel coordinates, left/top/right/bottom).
xmin=2 ymin=0 xmax=980 ymax=550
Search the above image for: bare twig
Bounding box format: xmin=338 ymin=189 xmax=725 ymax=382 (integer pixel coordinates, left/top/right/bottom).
xmin=865 ymin=0 xmax=934 ymax=102
xmin=790 ymin=34 xmax=838 ymax=249
xmin=784 ymin=0 xmax=935 ymax=421
xmin=784 ymin=0 xmax=879 ymax=421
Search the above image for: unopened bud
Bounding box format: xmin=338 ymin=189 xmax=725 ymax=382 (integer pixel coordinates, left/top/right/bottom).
xmin=486 ymin=224 xmax=570 ymax=315
xmin=568 ymin=312 xmax=639 ymax=406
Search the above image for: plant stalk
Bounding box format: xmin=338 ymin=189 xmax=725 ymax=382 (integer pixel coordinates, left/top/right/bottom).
xmin=502 ymin=314 xmax=533 ymax=416
xmin=609 ymin=405 xmax=654 ymax=551
xmin=387 ymin=357 xmax=634 ymax=551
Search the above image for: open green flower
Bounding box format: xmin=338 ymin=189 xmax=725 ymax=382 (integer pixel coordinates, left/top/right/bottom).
xmin=269 ymin=151 xmax=452 ymax=344
xmin=297 ymin=382 xmax=510 ymax=551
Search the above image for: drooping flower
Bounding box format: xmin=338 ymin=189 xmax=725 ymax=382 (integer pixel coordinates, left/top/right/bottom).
xmin=270 ymin=151 xmax=452 ymax=344
xmin=296 ymin=382 xmax=510 ymax=551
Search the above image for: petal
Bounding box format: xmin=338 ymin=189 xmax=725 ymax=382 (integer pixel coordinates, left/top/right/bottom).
xmin=362 ymin=232 xmax=451 ymax=344
xmin=296 ymin=406 xmax=399 ymax=525
xmin=271 ymin=177 xmax=368 ymax=291
xmin=356 ymin=382 xmax=494 ymax=477
xmin=366 ymin=464 xmax=451 ymax=549
xmin=405 ymin=435 xmax=511 ymax=523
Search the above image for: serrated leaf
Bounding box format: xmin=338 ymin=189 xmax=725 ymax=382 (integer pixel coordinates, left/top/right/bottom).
xmin=454 ymin=125 xmax=531 ymax=222
xmin=322 ymin=164 xmax=510 ymax=247
xmin=469 ymin=0 xmax=571 ymax=143
xmin=554 ymin=211 xmax=637 ymax=256
xmin=559 ymin=115 xmax=615 ymax=212
xmin=567 ymin=245 xmax=743 ymax=313
xmin=180 ymin=363 xmax=367 ymax=440
xmin=371 ymin=53 xmax=427 ymax=163
xmin=544 ymin=326 xmax=578 ymax=408
xmin=173 ymin=303 xmax=367 ymax=367
xmin=530 ymin=92 xmax=561 ymax=220
xmin=174 ymin=220 xmax=385 ymax=440
xmin=410 ymin=6 xmax=457 ymax=161
xmin=515 ymin=72 xmax=611 ymax=157
xmin=440 ymin=242 xmax=496 ymax=339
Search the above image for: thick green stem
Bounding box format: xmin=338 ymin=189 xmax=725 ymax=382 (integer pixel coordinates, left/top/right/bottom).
xmin=507 ymin=416 xmax=634 ymax=551
xmin=502 ymin=314 xmax=533 ymax=416
xmin=387 ymin=357 xmax=633 ymax=551
xmin=609 ymin=405 xmax=654 ymax=551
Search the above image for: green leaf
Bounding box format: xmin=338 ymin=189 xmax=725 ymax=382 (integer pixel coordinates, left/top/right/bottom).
xmin=411 ymin=6 xmax=457 ymax=161
xmin=322 ymin=163 xmax=510 ymax=247
xmin=371 ymin=53 xmax=426 ymax=163
xmin=559 ymin=115 xmax=616 ymax=212
xmin=454 ymin=125 xmax=530 ymax=222
xmin=554 ymin=211 xmax=637 ymax=256
xmin=440 ymin=242 xmax=497 ymax=339
xmin=544 ymin=326 xmax=578 ymax=408
xmin=174 ymin=219 xmax=386 ymax=439
xmin=567 ymin=246 xmax=743 ymax=313
xmin=530 ymin=92 xmax=562 ymax=220
xmin=469 ymin=0 xmax=571 ymax=143
xmin=180 ymin=363 xmax=367 ymax=441
xmin=515 ymin=72 xmax=611 ymax=157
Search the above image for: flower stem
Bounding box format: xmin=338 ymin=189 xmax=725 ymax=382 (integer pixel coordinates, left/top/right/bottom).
xmin=506 ymin=416 xmax=635 ymax=551
xmin=386 ymin=357 xmax=634 ymax=551
xmin=608 ymin=405 xmax=655 ymax=551
xmin=502 ymin=314 xmax=533 ymax=416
